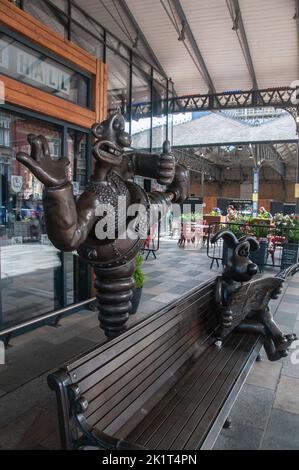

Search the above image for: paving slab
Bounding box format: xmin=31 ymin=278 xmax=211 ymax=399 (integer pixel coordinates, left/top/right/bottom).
xmin=15 ymin=409 xmax=57 ymax=450
xmin=246 ymin=360 xmax=282 ymax=391
xmin=152 ymin=292 xmax=180 ymax=303
xmin=0 ymin=407 xmax=43 ymax=450
xmin=213 ymin=422 xmax=264 ymax=450
xmin=262 ymin=409 xmax=299 ymax=450
xmin=274 ymin=375 xmax=299 ymax=415
xmin=226 ymin=383 xmax=274 ymax=430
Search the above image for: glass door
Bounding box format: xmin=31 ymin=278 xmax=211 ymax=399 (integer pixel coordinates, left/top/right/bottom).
xmin=0 ymin=109 xmax=90 ymax=330
xmin=0 ymin=109 xmax=63 ymax=328
xmin=64 ymin=128 xmax=91 ymax=305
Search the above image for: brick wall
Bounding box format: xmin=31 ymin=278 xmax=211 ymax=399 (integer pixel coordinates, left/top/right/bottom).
xmin=190 ymin=177 xmax=295 ymax=203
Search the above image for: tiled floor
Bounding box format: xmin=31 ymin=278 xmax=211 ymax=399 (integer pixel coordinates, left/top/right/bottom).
xmin=0 ymin=238 xmax=298 ymax=449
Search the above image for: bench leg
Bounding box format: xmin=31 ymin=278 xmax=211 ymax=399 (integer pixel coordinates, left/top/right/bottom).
xmin=256 ymin=353 xmax=262 ymax=362
xmin=223 ymin=418 xmax=232 ymax=429
xmin=94 ymin=259 xmax=135 ymax=339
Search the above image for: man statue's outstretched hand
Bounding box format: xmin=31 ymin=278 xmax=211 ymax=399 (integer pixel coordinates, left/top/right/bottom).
xmin=17 ymin=134 xmax=69 ymax=188
xmin=156 ymin=140 xmax=175 ymax=186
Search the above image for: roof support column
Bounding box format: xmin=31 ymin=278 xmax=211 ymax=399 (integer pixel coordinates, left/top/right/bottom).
xmin=296 ymin=137 xmax=299 ymax=215
xmin=294 ymin=109 xmax=299 ymax=216
xmin=252 ymin=145 xmax=260 ymax=217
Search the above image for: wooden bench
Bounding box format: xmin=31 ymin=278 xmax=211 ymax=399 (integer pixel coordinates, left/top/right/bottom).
xmin=48 ymin=277 xmax=264 ymax=450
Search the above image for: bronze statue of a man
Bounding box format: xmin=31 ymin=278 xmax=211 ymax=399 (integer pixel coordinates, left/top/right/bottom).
xmin=17 ymin=113 xmax=189 ymax=338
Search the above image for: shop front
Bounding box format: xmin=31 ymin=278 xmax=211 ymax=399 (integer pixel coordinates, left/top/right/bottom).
xmin=0 ymin=0 xmax=107 ymax=331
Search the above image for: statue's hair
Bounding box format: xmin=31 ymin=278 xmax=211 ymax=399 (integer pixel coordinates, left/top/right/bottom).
xmin=238 ymin=235 xmax=259 ymax=252
xmin=211 ymin=230 xmax=259 ymax=252
xmin=211 ymin=230 xmax=239 ymax=249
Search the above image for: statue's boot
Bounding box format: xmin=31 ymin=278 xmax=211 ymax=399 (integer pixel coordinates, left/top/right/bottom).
xmin=237 ymin=321 xmax=285 ymax=361
xmin=275 ymin=333 xmax=297 ymax=352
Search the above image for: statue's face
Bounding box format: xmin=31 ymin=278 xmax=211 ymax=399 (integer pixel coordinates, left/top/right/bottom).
xmin=91 ymin=114 xmax=131 ymax=165
xmin=227 ymin=241 xmax=258 ymax=282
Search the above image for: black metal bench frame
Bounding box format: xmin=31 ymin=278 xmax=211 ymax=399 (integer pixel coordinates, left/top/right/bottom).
xmin=48 ymin=277 xmax=265 ymax=450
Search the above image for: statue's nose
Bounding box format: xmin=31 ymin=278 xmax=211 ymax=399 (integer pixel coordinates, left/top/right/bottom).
xmin=247 ymin=263 xmax=258 ymax=276
xmin=118 ymin=131 xmax=131 ymax=148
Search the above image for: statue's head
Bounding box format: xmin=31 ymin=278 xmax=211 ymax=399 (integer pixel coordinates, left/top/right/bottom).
xmin=91 ymin=113 xmax=131 ymax=165
xmin=211 ymin=230 xmax=259 ymax=282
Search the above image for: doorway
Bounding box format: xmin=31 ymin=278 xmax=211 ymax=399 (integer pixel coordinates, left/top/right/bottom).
xmin=0 ymin=107 xmax=91 ymax=330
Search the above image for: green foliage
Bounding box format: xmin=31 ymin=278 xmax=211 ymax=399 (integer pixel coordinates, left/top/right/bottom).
xmin=133 ymin=253 xmax=145 ymax=289
xmin=258 ymin=209 xmax=270 ymax=219
xmin=241 ymin=215 xmax=253 ymax=224
xmin=227 ymin=222 xmax=242 ymax=238
xmin=288 ymin=229 xmax=299 ymax=244
xmin=273 ymin=213 xmax=299 ymax=242
xmin=181 ymin=211 xmax=202 ymax=222
xmin=249 ymin=224 xmax=269 ymax=239
xmin=208 ymin=208 xmax=222 ymax=216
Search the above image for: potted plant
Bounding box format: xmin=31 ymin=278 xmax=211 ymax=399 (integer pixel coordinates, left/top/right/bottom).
xmin=204 ymin=208 xmax=225 ymax=227
xmin=131 ymin=253 xmax=145 ymax=314
xmin=248 ymin=237 xmax=268 ymax=272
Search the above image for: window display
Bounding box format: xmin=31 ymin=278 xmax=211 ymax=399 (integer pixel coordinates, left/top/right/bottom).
xmin=0 ymin=109 xmax=89 ymax=328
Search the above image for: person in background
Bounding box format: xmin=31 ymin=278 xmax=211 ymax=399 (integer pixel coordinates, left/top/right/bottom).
xmin=259 ymin=206 xmax=272 ymax=219
xmin=227 ymin=204 xmax=237 ymax=222
xmin=23 ymin=194 xmax=34 ymax=210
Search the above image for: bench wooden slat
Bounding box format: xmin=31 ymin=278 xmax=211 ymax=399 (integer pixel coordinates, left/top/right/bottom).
xmin=91 ymin=326 xmax=204 ymax=433
xmin=167 ymin=335 xmax=254 ymax=449
xmin=129 ymin=333 xmax=244 ymax=448
xmin=84 ymin=307 xmax=215 ymax=414
xmin=87 ymin=326 xmax=199 ymax=422
xmin=126 ymin=331 xmax=239 ymax=443
xmin=85 ymin=293 xmax=217 ymax=434
xmin=114 ymin=326 xmax=218 ymax=441
xmin=47 ymin=276 xmax=269 ymax=450
xmin=67 ymin=281 xmax=215 ymax=379
xmin=183 ymin=336 xmax=258 ymax=450
xmin=78 ymin=293 xmax=214 ymax=396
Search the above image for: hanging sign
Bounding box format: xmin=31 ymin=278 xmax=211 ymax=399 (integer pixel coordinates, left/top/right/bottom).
xmin=11 ymin=175 xmax=23 ymax=193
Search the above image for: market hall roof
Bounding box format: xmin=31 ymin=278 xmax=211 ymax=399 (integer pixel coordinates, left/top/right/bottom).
xmin=132 ymin=110 xmax=297 ymax=149
xmin=76 ymin=0 xmax=299 ymax=95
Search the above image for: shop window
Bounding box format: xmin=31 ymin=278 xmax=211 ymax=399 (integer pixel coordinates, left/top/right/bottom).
xmin=71 ymin=22 xmax=104 ymax=60
xmin=0 ymin=31 xmax=90 ymax=107
xmin=0 ymin=110 xmax=63 ymax=328
xmin=106 ymin=34 xmax=130 ymax=61
xmin=49 ymin=0 xmax=68 ymax=13
xmin=0 ymin=110 xmax=89 ymax=328
xmin=0 ymin=114 xmax=10 ymax=147
xmin=65 ymin=129 xmax=89 ymax=304
xmin=131 ymin=64 xmax=152 ymax=150
xmin=24 ymin=0 xmax=67 ymax=38
xmin=152 ymin=71 xmax=167 ymax=150
xmin=107 ymin=47 xmax=130 ymax=130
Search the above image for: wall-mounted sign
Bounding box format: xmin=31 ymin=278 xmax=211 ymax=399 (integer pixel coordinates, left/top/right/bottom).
xmin=0 ymin=32 xmax=89 ymax=107
xmin=72 ymin=181 xmax=80 ymax=196
xmin=11 ymin=175 xmax=23 ymax=193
